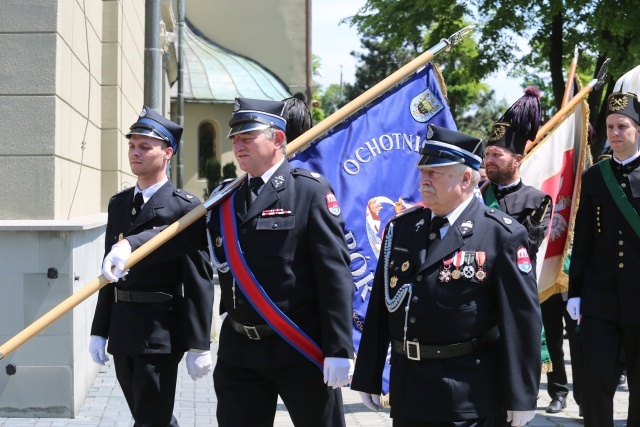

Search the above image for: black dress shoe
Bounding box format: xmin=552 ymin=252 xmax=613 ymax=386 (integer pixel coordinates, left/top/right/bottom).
xmin=546 ymin=396 xmax=567 ymax=413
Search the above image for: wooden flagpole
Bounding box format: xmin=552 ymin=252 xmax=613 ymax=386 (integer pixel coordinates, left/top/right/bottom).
xmin=0 ymin=26 xmax=476 ymax=360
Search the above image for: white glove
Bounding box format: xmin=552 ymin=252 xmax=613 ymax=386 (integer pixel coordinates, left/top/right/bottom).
xmin=186 ymin=349 xmax=212 ymax=381
xmin=102 ymin=240 xmax=132 ymax=282
xmin=358 ymin=391 xmax=381 ymax=412
xmin=89 ymin=335 xmax=109 ymax=365
xmin=506 ymin=410 xmax=536 ymax=426
xmin=566 ymin=297 xmax=581 ymax=321
xmin=323 ymin=357 xmax=353 ymax=389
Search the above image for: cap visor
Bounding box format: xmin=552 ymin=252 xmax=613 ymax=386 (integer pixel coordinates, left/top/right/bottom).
xmin=126 ymin=128 xmax=167 ymax=141
xmin=227 ymin=123 xmax=269 ymax=138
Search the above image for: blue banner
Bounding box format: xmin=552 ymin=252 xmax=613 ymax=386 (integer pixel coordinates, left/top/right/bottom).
xmin=290 ymin=64 xmax=456 ymax=394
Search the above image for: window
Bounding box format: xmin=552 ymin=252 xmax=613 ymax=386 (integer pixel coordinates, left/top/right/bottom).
xmin=198 ymin=121 xmax=217 ymax=178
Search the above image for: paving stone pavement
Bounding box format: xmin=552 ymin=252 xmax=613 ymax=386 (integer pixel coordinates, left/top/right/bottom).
xmin=0 ymin=285 xmax=631 ymax=426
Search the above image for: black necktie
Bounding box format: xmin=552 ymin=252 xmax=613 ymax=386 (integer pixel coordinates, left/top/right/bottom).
xmin=131 ymin=191 xmax=144 ymax=221
xmin=429 ymin=216 xmax=448 ymax=240
xmin=247 ymin=177 xmax=264 ymax=208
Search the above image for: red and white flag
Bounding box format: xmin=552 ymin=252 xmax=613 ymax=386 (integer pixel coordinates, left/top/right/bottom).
xmin=520 ymin=98 xmax=589 ymax=301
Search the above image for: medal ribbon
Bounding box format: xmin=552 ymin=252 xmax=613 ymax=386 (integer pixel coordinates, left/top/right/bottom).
xmin=220 ymin=193 xmax=324 ymax=370
xmin=453 ymin=251 xmax=465 ymax=269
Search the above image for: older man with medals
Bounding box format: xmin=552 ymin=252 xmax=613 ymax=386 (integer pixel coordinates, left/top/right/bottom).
xmin=352 ymin=124 xmax=542 ymax=427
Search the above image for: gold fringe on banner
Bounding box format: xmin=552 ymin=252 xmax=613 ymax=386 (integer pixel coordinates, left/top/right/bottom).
xmin=432 ymin=62 xmax=449 ymax=103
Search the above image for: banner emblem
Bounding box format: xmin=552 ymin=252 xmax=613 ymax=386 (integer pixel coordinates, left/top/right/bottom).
xmin=411 ymin=88 xmax=444 ymax=122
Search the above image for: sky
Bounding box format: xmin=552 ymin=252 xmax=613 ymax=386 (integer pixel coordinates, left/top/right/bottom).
xmin=312 ymin=0 xmax=524 ymax=106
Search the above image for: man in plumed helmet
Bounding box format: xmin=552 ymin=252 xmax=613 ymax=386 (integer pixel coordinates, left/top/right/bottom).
xmin=352 ymin=124 xmax=541 ymax=426
xmin=100 ymin=98 xmax=354 ymax=427
xmin=567 ymin=64 xmax=640 ymax=427
xmin=92 ymin=106 xmax=215 ymax=426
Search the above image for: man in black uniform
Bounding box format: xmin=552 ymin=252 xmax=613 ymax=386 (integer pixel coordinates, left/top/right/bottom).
xmin=91 ymin=107 xmax=215 ymax=426
xmin=567 ymin=65 xmax=640 ymax=427
xmin=102 ymin=98 xmax=355 ymax=427
xmin=483 ymin=87 xmax=565 ymax=414
xmin=352 ymin=124 xmax=542 ymax=427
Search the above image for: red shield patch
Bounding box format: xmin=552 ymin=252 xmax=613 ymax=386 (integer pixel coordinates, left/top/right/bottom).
xmin=325 ymin=192 xmax=341 ymax=216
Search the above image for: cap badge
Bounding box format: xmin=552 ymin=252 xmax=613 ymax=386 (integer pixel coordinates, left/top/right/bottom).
xmin=489 ymin=123 xmax=507 ymax=142
xmin=411 ymin=88 xmax=444 ymax=123
xmin=139 ymin=107 xmax=147 ymax=118
xmin=325 ymin=192 xmax=341 ymax=216
xmin=609 ymin=94 xmax=628 ymax=112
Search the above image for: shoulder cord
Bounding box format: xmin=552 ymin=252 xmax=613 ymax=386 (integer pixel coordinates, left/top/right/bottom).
xmin=206 ymin=211 xmax=229 ymax=273
xmin=383 ymin=221 xmax=413 ymax=348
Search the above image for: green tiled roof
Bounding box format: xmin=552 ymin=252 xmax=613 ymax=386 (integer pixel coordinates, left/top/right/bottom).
xmin=173 ymin=21 xmax=291 ymax=103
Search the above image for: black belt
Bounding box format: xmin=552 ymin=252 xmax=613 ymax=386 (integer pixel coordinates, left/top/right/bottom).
xmin=227 ymin=301 xmax=313 ymax=340
xmin=114 ymin=285 xmax=182 ymax=303
xmin=392 ymin=326 xmax=499 ymax=360
xmin=228 ymin=317 xmax=276 ymax=340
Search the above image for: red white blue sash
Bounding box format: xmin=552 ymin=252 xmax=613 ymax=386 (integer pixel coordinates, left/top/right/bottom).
xmin=220 ymin=193 xmax=324 ymax=370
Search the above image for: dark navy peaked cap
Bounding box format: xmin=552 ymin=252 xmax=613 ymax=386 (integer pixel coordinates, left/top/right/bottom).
xmin=126 ymin=106 xmax=183 ymax=155
xmin=228 ymin=97 xmax=287 ymax=138
xmin=417 ymin=124 xmax=483 ymax=170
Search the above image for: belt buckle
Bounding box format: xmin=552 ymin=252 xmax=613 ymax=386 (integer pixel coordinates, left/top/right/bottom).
xmin=406 ymin=341 xmax=420 ymax=361
xmin=244 ymin=325 xmax=261 ymax=340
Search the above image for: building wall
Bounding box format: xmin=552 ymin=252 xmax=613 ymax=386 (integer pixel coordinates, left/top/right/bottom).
xmin=186 ymin=0 xmax=308 ymax=95
xmin=175 ymin=102 xmax=237 ymax=198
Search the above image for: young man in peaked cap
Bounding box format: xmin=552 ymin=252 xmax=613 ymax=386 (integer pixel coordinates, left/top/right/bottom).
xmin=101 ymin=98 xmax=355 ymax=427
xmin=568 ymin=64 xmax=640 ymax=427
xmin=93 ymin=106 xmax=215 ymax=426
xmin=352 ymin=124 xmax=541 ymax=427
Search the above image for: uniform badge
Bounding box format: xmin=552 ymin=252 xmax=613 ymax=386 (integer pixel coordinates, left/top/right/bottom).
xmin=390 ymin=276 xmax=398 ymax=288
xmin=215 ymin=236 xmax=222 ymax=247
xmin=272 ymin=175 xmax=285 ymax=189
xmin=186 ymin=194 xmax=194 ymax=199
xmin=460 ymin=220 xmax=474 ymax=236
xmin=401 ymin=261 xmax=410 ymax=272
xmin=429 ymin=232 xmax=438 ymax=241
xmin=310 ymin=172 xmax=321 ymax=178
xmin=389 ymin=260 xmax=395 ymax=269
xmin=325 ymin=192 xmax=341 ymax=216
xmin=462 ymin=252 xmax=475 ymax=278
xmin=516 ymin=246 xmax=532 ymax=273
xmin=439 ymin=254 xmax=454 ymax=282
xmin=415 ymin=219 xmax=424 ymax=232
xmin=475 ymin=251 xmax=486 ymax=281
xmin=131 ymin=207 xmax=138 ymax=216
xmin=503 ymin=217 xmax=513 ymax=225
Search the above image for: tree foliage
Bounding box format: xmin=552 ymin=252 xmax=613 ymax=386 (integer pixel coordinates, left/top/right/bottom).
xmin=344 ymin=0 xmax=640 ymax=157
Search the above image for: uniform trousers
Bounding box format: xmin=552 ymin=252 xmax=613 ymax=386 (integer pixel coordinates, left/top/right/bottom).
xmin=540 ymin=293 xmax=581 ymax=403
xmin=393 ymin=414 xmax=504 ymax=427
xmin=113 ymin=353 xmax=183 ymax=427
xmin=213 ymin=358 xmax=345 ymax=427
xmin=580 ymin=317 xmax=640 ymax=427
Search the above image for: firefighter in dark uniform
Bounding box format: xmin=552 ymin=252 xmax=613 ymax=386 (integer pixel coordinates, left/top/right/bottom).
xmin=91 ymin=107 xmax=215 ymax=427
xmin=567 ymin=65 xmax=640 ymax=427
xmin=352 ymin=124 xmax=542 ymax=427
xmin=102 ymin=98 xmax=355 ymax=427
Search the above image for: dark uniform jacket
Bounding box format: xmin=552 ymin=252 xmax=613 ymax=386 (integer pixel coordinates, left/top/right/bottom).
xmin=569 ymin=157 xmax=640 ymax=325
xmin=486 ymin=181 xmax=552 ymax=270
xmin=128 ymin=161 xmax=354 ymax=368
xmin=351 ymin=197 xmax=541 ymax=422
xmin=91 ymin=181 xmax=215 ymax=356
